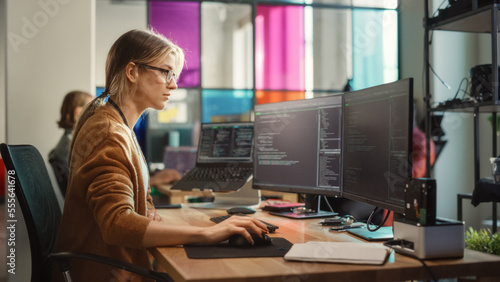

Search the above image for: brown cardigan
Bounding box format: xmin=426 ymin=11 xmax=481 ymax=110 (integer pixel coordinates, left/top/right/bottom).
xmin=55 ymin=104 xmax=155 ymax=282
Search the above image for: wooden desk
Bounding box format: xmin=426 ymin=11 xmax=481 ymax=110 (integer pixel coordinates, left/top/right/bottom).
xmin=151 ymin=207 xmax=500 ymax=282
xmin=154 ymin=184 xmax=214 ymax=204
xmin=154 ymin=184 xmax=298 ymax=204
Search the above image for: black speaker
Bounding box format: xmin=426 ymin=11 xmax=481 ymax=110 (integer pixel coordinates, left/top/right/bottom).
xmin=404 ymin=178 xmax=436 ymax=225
xmin=470 ymin=64 xmax=499 ymax=102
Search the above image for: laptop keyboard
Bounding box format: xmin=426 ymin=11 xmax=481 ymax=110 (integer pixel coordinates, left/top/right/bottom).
xmin=183 ymin=167 xmax=252 ymax=181
xmin=210 ymin=214 xmax=279 ymax=233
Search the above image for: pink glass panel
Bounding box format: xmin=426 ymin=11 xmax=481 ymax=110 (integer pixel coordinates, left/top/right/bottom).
xmin=149 ymin=1 xmax=200 ymax=88
xmin=255 ymin=5 xmax=305 ymax=91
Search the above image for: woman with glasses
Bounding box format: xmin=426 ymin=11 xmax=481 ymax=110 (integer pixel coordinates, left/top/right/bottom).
xmin=55 ymin=29 xmax=268 ymax=281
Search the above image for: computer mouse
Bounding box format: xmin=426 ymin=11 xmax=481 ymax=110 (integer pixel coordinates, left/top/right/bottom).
xmin=228 ymin=231 xmax=272 ymax=248
xmin=227 ymin=207 xmax=256 ymax=215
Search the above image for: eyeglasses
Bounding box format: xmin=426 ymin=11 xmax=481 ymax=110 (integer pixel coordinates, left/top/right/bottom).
xmin=136 ymin=63 xmax=177 ymax=83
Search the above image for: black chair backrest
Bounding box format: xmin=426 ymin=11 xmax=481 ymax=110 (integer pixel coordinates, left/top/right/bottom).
xmin=0 ymin=144 xmax=62 ymax=282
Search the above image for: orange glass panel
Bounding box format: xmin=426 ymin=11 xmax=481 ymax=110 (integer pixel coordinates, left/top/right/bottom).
xmin=255 ymin=90 xmax=305 ymax=105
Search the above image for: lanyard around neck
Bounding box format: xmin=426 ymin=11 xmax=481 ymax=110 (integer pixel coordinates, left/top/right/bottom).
xmin=107 ymin=98 xmax=148 ymax=169
xmin=107 ymin=98 xmax=129 ymax=128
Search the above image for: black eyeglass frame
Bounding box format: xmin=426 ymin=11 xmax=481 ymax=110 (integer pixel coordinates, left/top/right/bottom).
xmin=136 ymin=63 xmax=177 ymax=83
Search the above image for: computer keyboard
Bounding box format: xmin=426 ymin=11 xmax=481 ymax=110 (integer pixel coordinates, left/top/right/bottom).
xmin=210 ymin=214 xmax=279 ymax=233
xmin=171 ymin=167 xmax=253 ymax=191
xmin=183 ymin=167 xmax=252 ymax=181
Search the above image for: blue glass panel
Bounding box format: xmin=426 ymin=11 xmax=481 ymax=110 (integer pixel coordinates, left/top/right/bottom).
xmin=201 ymin=90 xmax=253 ymax=123
xmin=352 ymin=9 xmax=398 ymax=90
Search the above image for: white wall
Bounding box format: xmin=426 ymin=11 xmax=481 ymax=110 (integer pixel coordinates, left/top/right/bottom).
xmin=432 ymin=30 xmax=479 ymax=226
xmin=6 ymin=0 xmax=95 ymax=159
xmin=95 ymin=0 xmax=147 ymax=87
xmin=5 ymin=1 xmax=95 ymax=281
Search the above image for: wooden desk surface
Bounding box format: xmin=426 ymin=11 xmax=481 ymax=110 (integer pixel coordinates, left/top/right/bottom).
xmin=151 ymin=207 xmax=500 ymax=282
xmin=154 ymin=184 xmax=298 ymax=204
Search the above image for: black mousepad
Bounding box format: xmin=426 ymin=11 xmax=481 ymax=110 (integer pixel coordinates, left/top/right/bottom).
xmin=184 ymin=238 xmax=293 ymax=259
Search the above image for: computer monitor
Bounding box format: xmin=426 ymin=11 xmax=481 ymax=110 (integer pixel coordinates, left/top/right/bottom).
xmin=253 ymin=95 xmax=343 ymax=219
xmin=342 ymin=78 xmax=413 ymax=240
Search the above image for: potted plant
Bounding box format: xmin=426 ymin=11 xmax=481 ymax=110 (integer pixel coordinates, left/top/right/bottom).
xmin=465 ymin=227 xmax=500 ymax=256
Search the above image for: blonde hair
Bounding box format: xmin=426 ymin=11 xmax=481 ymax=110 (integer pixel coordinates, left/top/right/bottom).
xmin=70 ymin=29 xmax=185 ymax=162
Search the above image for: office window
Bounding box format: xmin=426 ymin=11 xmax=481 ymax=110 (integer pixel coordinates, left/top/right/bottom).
xmin=353 ymin=0 xmax=397 ymax=9
xmin=351 ymin=9 xmax=398 ymax=90
xmin=201 ymin=89 xmax=253 ymax=123
xmin=311 ymin=7 xmax=351 ymax=91
xmin=255 ymin=5 xmax=305 ymax=91
xmin=149 ymin=1 xmax=200 ymax=88
xmin=201 ymin=2 xmax=253 ymax=89
xmin=149 ymin=89 xmax=201 ymax=127
xmin=257 ymin=0 xmax=396 ymax=7
xmin=146 ymin=0 xmax=398 ymax=162
xmin=145 ymin=89 xmax=201 ymax=162
xmin=256 ymin=90 xmax=305 ymax=105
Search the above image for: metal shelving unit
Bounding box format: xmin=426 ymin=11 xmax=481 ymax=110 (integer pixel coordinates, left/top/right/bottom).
xmin=424 ymin=1 xmax=499 ymax=231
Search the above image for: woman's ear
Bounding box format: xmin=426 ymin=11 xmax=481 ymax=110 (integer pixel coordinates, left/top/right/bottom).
xmin=125 ymin=62 xmax=137 ymax=83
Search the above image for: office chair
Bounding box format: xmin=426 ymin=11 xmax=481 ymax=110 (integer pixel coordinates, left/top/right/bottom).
xmin=0 ymin=143 xmax=172 ymax=282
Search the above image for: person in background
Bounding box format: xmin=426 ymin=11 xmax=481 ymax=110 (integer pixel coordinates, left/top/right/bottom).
xmin=55 ymin=29 xmax=267 ymax=281
xmin=412 ymin=124 xmax=436 ymax=178
xmin=150 ymin=168 xmax=181 ymax=187
xmin=412 ymin=105 xmax=436 ymax=178
xmin=49 ymin=90 xmax=93 ymax=196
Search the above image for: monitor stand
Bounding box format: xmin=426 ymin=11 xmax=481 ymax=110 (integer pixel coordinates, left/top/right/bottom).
xmin=269 ymin=194 xmax=337 ymax=219
xmin=189 ymin=179 xmax=261 ymax=210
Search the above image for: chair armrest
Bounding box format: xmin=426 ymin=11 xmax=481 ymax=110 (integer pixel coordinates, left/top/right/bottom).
xmin=49 ymin=252 xmax=172 ymax=282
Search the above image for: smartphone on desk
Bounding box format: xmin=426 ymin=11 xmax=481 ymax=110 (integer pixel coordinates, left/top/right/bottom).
xmin=320 ymin=218 xmax=344 ymax=226
xmin=329 ymin=222 xmax=364 ymax=231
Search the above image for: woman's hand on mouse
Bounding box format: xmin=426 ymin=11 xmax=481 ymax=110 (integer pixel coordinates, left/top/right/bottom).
xmin=202 ymin=215 xmax=268 ymax=244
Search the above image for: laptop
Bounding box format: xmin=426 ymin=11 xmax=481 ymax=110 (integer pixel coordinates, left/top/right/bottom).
xmin=170 ymin=122 xmax=254 ymax=192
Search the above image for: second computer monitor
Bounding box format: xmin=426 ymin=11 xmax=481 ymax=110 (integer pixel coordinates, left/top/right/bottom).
xmin=253 ymin=95 xmax=343 ymax=198
xmin=342 ymin=78 xmax=413 ymax=214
